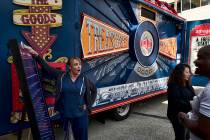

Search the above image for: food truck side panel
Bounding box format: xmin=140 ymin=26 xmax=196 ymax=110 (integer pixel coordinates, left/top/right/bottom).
xmin=0 ymin=0 xmax=185 ymax=135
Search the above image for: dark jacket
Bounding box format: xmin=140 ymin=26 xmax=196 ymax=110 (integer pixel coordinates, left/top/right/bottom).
xmin=34 ymin=55 xmax=97 ymax=115
xmin=54 ymin=74 xmax=97 ymax=115
xmin=83 ymin=76 xmax=97 ymax=114
xmin=167 ymin=82 xmax=195 ymax=118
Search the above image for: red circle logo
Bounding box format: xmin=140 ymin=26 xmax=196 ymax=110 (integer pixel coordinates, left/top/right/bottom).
xmin=139 ymin=31 xmax=154 ymax=56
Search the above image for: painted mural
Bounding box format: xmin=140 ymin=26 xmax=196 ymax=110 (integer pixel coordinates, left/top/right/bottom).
xmin=0 ymin=0 xmax=185 ymax=135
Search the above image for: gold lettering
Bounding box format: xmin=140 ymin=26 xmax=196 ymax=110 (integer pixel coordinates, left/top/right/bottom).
xmin=98 ymin=26 xmax=103 ymax=52
xmin=86 ymin=19 xmax=92 ymax=54
xmin=94 ymin=23 xmax=99 ymax=53
xmin=159 ymin=38 xmax=177 ymax=59
xmin=81 ymin=15 xmax=129 ymax=59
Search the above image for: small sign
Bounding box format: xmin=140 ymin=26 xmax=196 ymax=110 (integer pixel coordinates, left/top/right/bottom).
xmin=189 ymin=24 xmax=210 ymax=72
xmin=13 ymin=12 xmax=62 ymax=27
xmin=13 ymin=0 xmax=62 ymax=56
xmin=81 ymin=14 xmax=129 ymax=59
xmin=159 ymin=37 xmax=177 ymax=59
xmin=13 ymin=0 xmax=62 ymax=9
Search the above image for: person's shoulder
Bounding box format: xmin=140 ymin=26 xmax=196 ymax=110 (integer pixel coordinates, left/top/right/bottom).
xmin=203 ymin=81 xmax=210 ymax=92
xmin=199 ymin=83 xmax=210 ymax=117
xmin=202 ymin=83 xmax=210 ymax=98
xmin=205 ymin=82 xmax=210 ymax=90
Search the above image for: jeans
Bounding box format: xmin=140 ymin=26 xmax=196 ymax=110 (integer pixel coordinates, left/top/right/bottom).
xmin=64 ymin=114 xmax=88 ymax=140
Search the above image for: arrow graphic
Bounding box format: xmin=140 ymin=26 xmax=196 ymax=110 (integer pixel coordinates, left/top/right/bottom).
xmin=13 ymin=0 xmax=62 ymax=56
xmin=23 ymin=26 xmax=57 ymax=56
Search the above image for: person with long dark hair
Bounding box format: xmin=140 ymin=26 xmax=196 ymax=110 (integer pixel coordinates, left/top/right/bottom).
xmin=167 ymin=63 xmax=195 ymax=140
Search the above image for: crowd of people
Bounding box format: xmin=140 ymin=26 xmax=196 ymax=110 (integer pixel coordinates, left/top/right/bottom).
xmin=23 ymin=45 xmax=210 ymax=140
xmin=167 ymin=46 xmax=210 ymax=140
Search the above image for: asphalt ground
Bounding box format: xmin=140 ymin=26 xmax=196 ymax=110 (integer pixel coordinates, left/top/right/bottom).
xmin=88 ymin=94 xmax=174 ymax=140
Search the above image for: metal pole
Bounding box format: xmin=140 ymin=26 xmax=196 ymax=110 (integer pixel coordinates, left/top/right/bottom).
xmin=181 ymin=0 xmax=182 ymax=12
xmin=174 ymin=0 xmax=178 ymax=12
xmin=190 ymin=0 xmax=191 ymax=9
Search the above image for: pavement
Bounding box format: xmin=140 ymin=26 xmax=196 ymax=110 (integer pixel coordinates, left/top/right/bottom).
xmin=88 ymin=94 xmax=174 ymax=140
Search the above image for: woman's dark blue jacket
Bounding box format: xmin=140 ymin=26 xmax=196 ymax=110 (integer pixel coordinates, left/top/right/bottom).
xmin=34 ymin=56 xmax=97 ymax=115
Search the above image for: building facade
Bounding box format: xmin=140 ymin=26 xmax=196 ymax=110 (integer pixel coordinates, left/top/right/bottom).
xmin=165 ymin=0 xmax=210 ymax=21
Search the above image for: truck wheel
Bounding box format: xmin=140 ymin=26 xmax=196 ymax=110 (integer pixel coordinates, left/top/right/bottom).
xmin=111 ymin=104 xmax=132 ymax=121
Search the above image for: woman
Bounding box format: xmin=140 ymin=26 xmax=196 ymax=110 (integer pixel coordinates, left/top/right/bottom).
xmin=24 ymin=46 xmax=97 ymax=140
xmin=167 ymin=63 xmax=195 ymax=140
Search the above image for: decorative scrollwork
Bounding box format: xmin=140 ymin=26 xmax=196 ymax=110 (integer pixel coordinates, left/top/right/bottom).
xmin=43 ymin=49 xmax=53 ymax=61
xmin=7 ymin=56 xmax=13 ymax=63
xmin=54 ymin=57 xmax=68 ymax=63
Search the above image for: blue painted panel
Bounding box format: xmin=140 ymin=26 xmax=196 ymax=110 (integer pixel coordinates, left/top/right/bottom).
xmin=0 ymin=0 xmax=185 ymax=135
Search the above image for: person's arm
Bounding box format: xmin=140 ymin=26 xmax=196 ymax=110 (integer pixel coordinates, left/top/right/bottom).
xmin=34 ymin=55 xmax=62 ymax=78
xmin=88 ymin=78 xmax=97 ymax=105
xmin=179 ymin=112 xmax=210 ymax=139
xmin=179 ymin=88 xmax=210 ymax=139
xmin=84 ymin=76 xmax=97 ymax=113
xmin=22 ymin=45 xmax=62 ymax=77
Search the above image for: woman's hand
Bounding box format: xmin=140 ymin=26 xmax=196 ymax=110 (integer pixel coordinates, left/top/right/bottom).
xmin=21 ymin=42 xmax=38 ymax=56
xmin=178 ymin=112 xmax=188 ymax=126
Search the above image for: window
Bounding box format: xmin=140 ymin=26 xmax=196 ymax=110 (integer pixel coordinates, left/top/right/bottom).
xmin=191 ymin=0 xmax=200 ymax=8
xmin=174 ymin=0 xmax=210 ymax=13
xmin=201 ymin=0 xmax=210 ymax=6
xmin=177 ymin=0 xmax=181 ymax=13
xmin=182 ymin=0 xmax=190 ymax=10
xmin=141 ymin=7 xmax=156 ymax=21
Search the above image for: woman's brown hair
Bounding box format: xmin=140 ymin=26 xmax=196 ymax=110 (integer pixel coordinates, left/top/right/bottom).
xmin=67 ymin=57 xmax=81 ymax=66
xmin=168 ymin=63 xmax=192 ymax=87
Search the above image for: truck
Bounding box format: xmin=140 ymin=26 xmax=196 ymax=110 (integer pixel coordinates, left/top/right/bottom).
xmin=0 ymin=0 xmax=208 ymax=136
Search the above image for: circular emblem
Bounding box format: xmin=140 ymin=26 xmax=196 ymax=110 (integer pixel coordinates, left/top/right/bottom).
xmin=134 ymin=62 xmax=158 ymax=77
xmin=140 ymin=31 xmax=154 ymax=56
xmin=133 ymin=21 xmax=159 ymax=67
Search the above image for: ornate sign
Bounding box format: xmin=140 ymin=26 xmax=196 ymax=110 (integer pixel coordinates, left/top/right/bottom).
xmin=81 ymin=14 xmax=129 ymax=59
xmin=13 ymin=0 xmax=62 ymax=56
xmin=159 ymin=37 xmax=177 ymax=59
xmin=13 ymin=0 xmax=62 ymax=8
